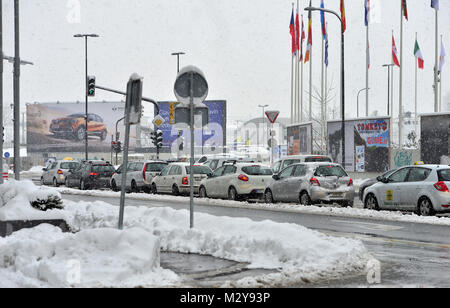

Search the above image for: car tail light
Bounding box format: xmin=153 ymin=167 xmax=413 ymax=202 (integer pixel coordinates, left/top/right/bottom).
xmin=310 ymin=178 xmax=320 ymax=186
xmin=434 ymin=181 xmax=449 ymax=192
xmin=89 ymin=172 xmax=99 ymax=176
xmin=182 ymin=177 xmax=189 ymax=185
xmin=143 ymin=164 xmax=147 ymax=181
xmin=57 ymin=169 xmax=63 ymax=175
xmin=348 ymin=178 xmax=353 ymax=186
xmin=238 ymin=174 xmax=249 ymax=182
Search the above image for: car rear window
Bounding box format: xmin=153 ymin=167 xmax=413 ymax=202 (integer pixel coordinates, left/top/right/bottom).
xmin=315 ymin=165 xmax=347 ymax=177
xmin=186 ymin=166 xmax=212 ymax=175
xmin=242 ymin=166 xmax=273 ymax=176
xmin=438 ymin=169 xmax=450 ymax=181
xmin=305 ymin=156 xmax=332 ymax=163
xmin=146 ymin=163 xmax=168 ymax=172
xmin=92 ymin=165 xmax=115 ymax=173
xmin=60 ymin=162 xmax=80 ymax=169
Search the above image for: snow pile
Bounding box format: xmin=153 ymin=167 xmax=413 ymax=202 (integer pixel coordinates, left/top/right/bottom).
xmin=20 ymin=166 xmax=44 ymax=176
xmin=0 ymin=224 xmax=178 ymax=288
xmin=63 ymin=201 xmax=373 ymax=287
xmin=0 ymin=180 xmax=64 ymax=220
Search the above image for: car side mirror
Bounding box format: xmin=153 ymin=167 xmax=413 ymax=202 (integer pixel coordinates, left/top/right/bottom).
xmin=376 ymin=176 xmax=382 ymax=182
xmin=43 ymin=168 xmax=48 ymax=172
xmin=272 ymin=174 xmax=280 ymax=181
xmin=207 ymin=173 xmax=213 ymax=178
xmin=381 ymin=177 xmax=390 ymax=184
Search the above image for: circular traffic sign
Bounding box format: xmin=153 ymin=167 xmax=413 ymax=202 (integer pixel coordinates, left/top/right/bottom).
xmin=4 ymin=152 xmax=10 ymax=158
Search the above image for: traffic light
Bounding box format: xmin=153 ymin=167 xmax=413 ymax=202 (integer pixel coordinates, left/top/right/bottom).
xmin=151 ymin=131 xmax=157 ymax=147
xmin=156 ymin=130 xmax=163 ymax=149
xmin=111 ymin=141 xmax=122 ymax=154
xmin=116 ymin=141 xmax=122 ymax=153
xmin=87 ymin=76 xmax=96 ymax=97
xmin=1 ymin=127 xmax=4 ymax=143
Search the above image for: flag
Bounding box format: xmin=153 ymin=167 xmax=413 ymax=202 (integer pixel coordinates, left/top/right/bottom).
xmin=305 ymin=1 xmax=312 ymax=63
xmin=340 ymin=0 xmax=346 ymax=33
xmin=300 ymin=15 xmax=306 ymax=62
xmin=295 ymin=7 xmax=300 ymax=54
xmin=365 ymin=0 xmax=370 ymax=27
xmin=290 ymin=8 xmax=296 ymax=55
xmin=392 ymin=35 xmax=400 ymax=67
xmin=402 ymin=0 xmax=408 ymax=21
xmin=439 ymin=40 xmax=446 ymax=73
xmin=320 ymin=0 xmax=327 ymax=39
xmin=414 ymin=39 xmax=424 ymax=69
xmin=431 ymin=0 xmax=439 ymax=11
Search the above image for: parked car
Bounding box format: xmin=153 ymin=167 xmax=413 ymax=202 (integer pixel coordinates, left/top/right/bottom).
xmin=151 ymin=163 xmax=212 ymax=196
xmin=199 ymin=163 xmax=273 ymax=201
xmin=65 ymin=160 xmax=115 ymax=190
xmin=50 ymin=113 xmax=108 ymax=141
xmin=110 ymin=161 xmax=168 ymax=193
xmin=41 ymin=160 xmax=81 ymax=187
xmin=272 ymin=155 xmax=333 ymax=174
xmin=363 ymin=165 xmax=450 ymax=216
xmin=265 ymin=162 xmax=354 ymax=207
xmin=358 ymin=169 xmax=398 ymax=201
xmin=198 ymin=155 xmax=255 ymax=171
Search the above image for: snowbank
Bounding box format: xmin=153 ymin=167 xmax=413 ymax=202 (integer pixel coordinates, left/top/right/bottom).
xmin=55 ymin=186 xmax=450 ymax=227
xmin=61 ymin=200 xmax=372 ymax=287
xmin=0 ymin=180 xmax=64 ymax=221
xmin=0 ymin=224 xmax=178 ymax=288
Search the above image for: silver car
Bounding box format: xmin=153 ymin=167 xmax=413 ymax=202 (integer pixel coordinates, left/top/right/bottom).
xmin=110 ymin=161 xmax=168 ymax=193
xmin=151 ymin=163 xmax=212 ymax=196
xmin=264 ymin=163 xmax=355 ymax=207
xmin=41 ymin=160 xmax=81 ymax=187
xmin=363 ymin=165 xmax=450 ymax=216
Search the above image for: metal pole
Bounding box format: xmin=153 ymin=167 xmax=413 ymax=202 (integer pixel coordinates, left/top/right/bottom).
xmin=13 ymin=0 xmax=20 ymax=180
xmin=341 ymin=31 xmax=345 ymax=170
xmin=434 ymin=9 xmax=439 ymax=113
xmin=399 ymin=3 xmax=403 ymax=149
xmin=0 ymin=0 xmax=3 ymax=184
xmin=415 ymin=33 xmax=418 ymax=134
xmin=189 ymin=72 xmax=195 ymax=229
xmin=118 ymin=97 xmax=131 ymax=230
xmin=366 ymin=24 xmax=369 ymax=117
xmin=387 ymin=66 xmax=390 ymax=116
xmin=84 ymin=36 xmax=89 ymax=161
xmin=115 ymin=116 xmax=124 ymax=165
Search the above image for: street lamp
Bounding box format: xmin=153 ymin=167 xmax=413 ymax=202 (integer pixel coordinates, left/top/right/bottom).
xmin=258 ymin=104 xmax=269 ymax=150
xmin=74 ymin=33 xmax=99 ymax=161
xmin=357 ymin=88 xmax=369 ymax=118
xmin=305 ymin=6 xmax=346 ymax=169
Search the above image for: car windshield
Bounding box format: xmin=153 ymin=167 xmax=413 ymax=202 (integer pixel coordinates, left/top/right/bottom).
xmin=185 ymin=166 xmax=211 ymax=175
xmin=242 ymin=166 xmax=273 ymax=176
xmin=304 ymin=156 xmax=332 ymax=163
xmin=315 ymin=165 xmax=347 ymax=177
xmin=92 ymin=165 xmax=115 ymax=173
xmin=146 ymin=163 xmax=168 ymax=172
xmin=60 ymin=162 xmax=80 ymax=169
xmin=68 ymin=114 xmax=84 ymax=118
xmin=438 ymin=169 xmax=450 ymax=181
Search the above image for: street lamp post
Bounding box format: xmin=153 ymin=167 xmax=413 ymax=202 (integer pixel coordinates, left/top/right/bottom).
xmin=258 ymin=104 xmax=269 ymax=150
xmin=357 ymin=88 xmax=369 ymax=118
xmin=305 ymin=6 xmax=345 ymax=169
xmin=74 ymin=34 xmax=99 ymax=161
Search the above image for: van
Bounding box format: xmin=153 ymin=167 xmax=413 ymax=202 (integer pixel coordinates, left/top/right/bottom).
xmin=272 ymin=155 xmax=333 ymax=174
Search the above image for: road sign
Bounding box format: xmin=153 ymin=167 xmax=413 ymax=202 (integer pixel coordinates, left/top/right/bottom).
xmin=265 ymin=111 xmax=280 ymax=124
xmin=4 ymin=152 xmax=10 ymax=159
xmin=268 ymin=138 xmax=278 ymax=148
xmin=152 ymin=114 xmax=165 ymax=127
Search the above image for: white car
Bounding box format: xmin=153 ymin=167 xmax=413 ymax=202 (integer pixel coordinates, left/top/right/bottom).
xmin=272 ymin=155 xmax=333 ymax=174
xmin=198 ymin=163 xmax=273 ymax=201
xmin=111 ymin=161 xmax=168 ymax=193
xmin=151 ymin=163 xmax=212 ymax=196
xmin=363 ymin=165 xmax=450 ymax=216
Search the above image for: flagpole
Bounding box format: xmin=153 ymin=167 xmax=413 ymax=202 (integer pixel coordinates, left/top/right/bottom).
xmin=294 ymin=2 xmax=299 ymax=124
xmin=415 ymin=32 xmax=418 ymax=134
xmin=439 ymin=34 xmax=443 ymax=112
xmin=434 ymin=8 xmax=439 ymax=113
xmin=300 ymin=20 xmax=304 ymax=124
xmin=366 ymin=19 xmax=369 ymax=117
xmin=309 ymin=45 xmax=313 ymax=121
xmin=399 ymin=1 xmax=403 ymax=149
xmin=321 ymin=32 xmax=325 ymax=150
xmin=391 ymin=30 xmax=394 ymax=123
xmin=291 ymin=3 xmax=295 ymax=124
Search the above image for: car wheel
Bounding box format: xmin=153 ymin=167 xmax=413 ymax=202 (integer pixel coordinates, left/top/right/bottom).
xmin=228 ymin=187 xmax=238 ymax=201
xmin=341 ymin=200 xmax=353 ymax=208
xmin=299 ymin=192 xmax=312 ymax=206
xmin=111 ymin=180 xmax=119 ymax=192
xmin=40 ymin=177 xmax=44 ymax=186
xmin=65 ymin=178 xmax=70 ymax=187
xmin=53 ymin=177 xmax=60 ymax=187
xmin=264 ymin=189 xmax=274 ymax=204
xmin=80 ymin=179 xmax=88 ymax=191
xmin=418 ymin=197 xmax=435 ymax=216
xmin=172 ymin=185 xmax=180 ymax=196
xmin=152 ymin=183 xmax=158 ymax=194
xmin=199 ymin=186 xmax=208 ymax=198
xmin=75 ymin=126 xmax=86 ymax=141
xmin=100 ymin=130 xmax=107 ymax=141
xmin=143 ymin=186 xmax=151 ymax=194
xmin=131 ymin=180 xmax=139 ymax=193
xmin=365 ymin=194 xmax=379 ymax=211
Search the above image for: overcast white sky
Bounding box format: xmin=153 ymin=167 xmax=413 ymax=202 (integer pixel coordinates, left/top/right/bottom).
xmin=2 ymin=0 xmax=449 ymax=123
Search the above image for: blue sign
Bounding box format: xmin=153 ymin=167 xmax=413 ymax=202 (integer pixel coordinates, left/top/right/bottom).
xmin=4 ymin=152 xmax=10 ymax=158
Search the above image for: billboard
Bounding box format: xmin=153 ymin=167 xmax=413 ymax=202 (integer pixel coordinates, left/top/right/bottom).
xmin=328 ymin=118 xmax=390 ymax=172
xmin=153 ymin=101 xmax=227 ymax=156
xmin=27 ymin=102 xmax=134 ymax=153
xmin=421 ymin=113 xmax=450 ymax=164
xmin=287 ymin=123 xmax=313 ymax=155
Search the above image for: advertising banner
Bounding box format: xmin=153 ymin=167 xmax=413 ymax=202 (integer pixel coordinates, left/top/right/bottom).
xmin=287 ymin=123 xmax=312 ymax=155
xmin=27 ymin=102 xmax=134 ymax=153
xmin=328 ymin=118 xmax=390 ymax=172
xmin=421 ymin=113 xmax=450 ymax=164
xmin=154 ymin=101 xmax=227 ymax=155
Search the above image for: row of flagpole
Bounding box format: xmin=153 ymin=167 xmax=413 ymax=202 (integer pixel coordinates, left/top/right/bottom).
xmin=290 ymin=0 xmax=446 ymax=149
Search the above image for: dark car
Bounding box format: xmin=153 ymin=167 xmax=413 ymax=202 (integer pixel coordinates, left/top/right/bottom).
xmin=358 ymin=169 xmax=398 ymax=201
xmin=65 ymin=160 xmax=115 ymax=190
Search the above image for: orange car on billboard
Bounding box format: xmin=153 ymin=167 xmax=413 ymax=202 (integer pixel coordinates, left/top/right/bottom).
xmin=49 ymin=113 xmax=108 ymax=141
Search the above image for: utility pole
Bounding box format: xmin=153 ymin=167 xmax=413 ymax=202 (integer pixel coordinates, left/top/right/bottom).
xmin=13 ymin=0 xmax=20 ymax=180
xmin=0 ymin=0 xmax=3 ymax=184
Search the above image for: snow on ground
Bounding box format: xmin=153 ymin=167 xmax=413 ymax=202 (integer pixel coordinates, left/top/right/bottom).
xmin=0 ymin=181 xmax=374 ymax=288
xmin=55 ymin=186 xmax=450 ymax=227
